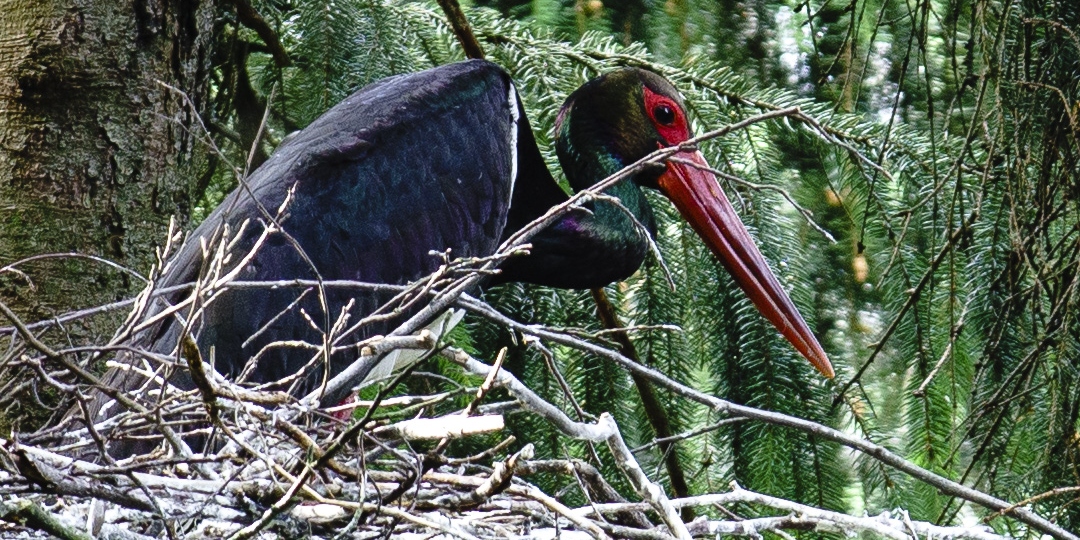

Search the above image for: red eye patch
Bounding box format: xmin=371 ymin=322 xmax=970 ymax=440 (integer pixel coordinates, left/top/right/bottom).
xmin=644 ymin=85 xmax=690 ymax=145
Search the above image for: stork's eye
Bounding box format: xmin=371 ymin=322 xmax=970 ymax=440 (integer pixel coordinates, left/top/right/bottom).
xmin=653 ymin=105 xmax=676 ymax=126
xmin=644 ymin=86 xmax=689 ymax=143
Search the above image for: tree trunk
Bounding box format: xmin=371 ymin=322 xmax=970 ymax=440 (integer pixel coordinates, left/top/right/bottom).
xmin=0 ymin=0 xmax=217 ymax=426
xmin=0 ymin=0 xmax=215 ymax=317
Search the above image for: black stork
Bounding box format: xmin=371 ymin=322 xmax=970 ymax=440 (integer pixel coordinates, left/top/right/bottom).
xmin=93 ymin=59 xmax=832 ymax=427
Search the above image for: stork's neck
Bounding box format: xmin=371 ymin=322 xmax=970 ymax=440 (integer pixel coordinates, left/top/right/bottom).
xmin=563 ymin=147 xmax=657 ymax=250
xmin=558 ymin=127 xmax=659 ymax=241
xmin=496 ymin=134 xmax=656 ymax=289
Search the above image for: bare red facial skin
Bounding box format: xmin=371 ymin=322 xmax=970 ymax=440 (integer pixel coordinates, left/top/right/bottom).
xmin=644 ymin=86 xmax=834 ymax=378
xmin=644 ymin=86 xmax=690 ymax=144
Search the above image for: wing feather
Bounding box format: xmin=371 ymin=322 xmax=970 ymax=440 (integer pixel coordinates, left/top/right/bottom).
xmin=147 ymin=60 xmax=519 ymax=390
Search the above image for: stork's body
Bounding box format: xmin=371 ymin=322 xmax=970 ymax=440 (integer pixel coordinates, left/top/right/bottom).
xmin=97 ymin=60 xmax=831 ymax=428
xmin=144 ymin=61 xmax=542 ymax=392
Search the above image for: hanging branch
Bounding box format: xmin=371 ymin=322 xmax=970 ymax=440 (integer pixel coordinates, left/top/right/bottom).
xmin=435 ymin=0 xmax=485 ymax=60
xmin=230 ymin=0 xmax=291 ymax=67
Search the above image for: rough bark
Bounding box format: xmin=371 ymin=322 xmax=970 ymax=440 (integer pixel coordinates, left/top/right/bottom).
xmin=0 ymin=0 xmax=216 ymax=317
xmin=0 ymin=0 xmax=217 ymax=425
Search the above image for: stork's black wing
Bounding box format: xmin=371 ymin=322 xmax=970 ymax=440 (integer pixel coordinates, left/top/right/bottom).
xmin=132 ymin=60 xmax=524 ymax=395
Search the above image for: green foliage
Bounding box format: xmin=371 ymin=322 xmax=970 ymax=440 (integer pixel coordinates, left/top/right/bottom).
xmin=201 ymin=0 xmax=1080 ymax=534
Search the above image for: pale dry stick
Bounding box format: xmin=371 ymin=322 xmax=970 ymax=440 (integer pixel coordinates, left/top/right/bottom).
xmin=460 ymin=346 xmax=506 ymax=416
xmin=288 ymin=494 xmax=483 ymax=540
xmin=518 ymin=459 xmax=638 ymax=518
xmin=445 ymin=348 xmax=684 ymax=538
xmin=561 ymin=446 xmax=617 ymax=530
xmin=593 ymin=523 xmax=673 ymax=540
xmin=0 ymin=301 xmax=208 ymax=477
xmin=329 ymin=386 xmax=465 ymax=423
xmin=255 ymin=328 xmax=438 ymax=399
xmin=27 ymin=356 xmax=77 ymax=393
xmin=430 ymin=444 xmax=534 ymax=508
xmin=599 ymin=414 xmax=691 ymax=540
xmin=237 ymin=288 xmax=430 ymax=392
xmin=228 ymin=279 xmax=406 ymax=293
xmin=429 ymin=347 xmax=510 ymax=467
xmin=324 ymin=297 xmax=357 ymax=345
xmin=425 ymin=470 xmax=613 ymax=540
xmin=241 ymin=340 xmax=323 ymax=389
xmin=505 ymin=483 xmax=611 ymax=540
xmin=229 ymin=359 xmax=422 ymax=540
xmin=370 ymin=415 xmax=505 ymax=441
xmin=443 ymin=347 xmax=614 ymax=442
xmin=454 ymin=294 xmax=1078 ymax=540
xmin=0 ymin=449 xmax=597 ymax=540
xmin=325 ymin=391 xmax=455 ymax=411
xmin=530 ymin=338 xmax=591 ymax=420
xmin=696 ymin=516 xmax=894 ymax=539
xmin=357 ymin=332 xmax=438 ymax=358
xmin=3 ymin=440 xmax=159 ymax=514
xmin=581 ymin=485 xmax=1007 ymax=540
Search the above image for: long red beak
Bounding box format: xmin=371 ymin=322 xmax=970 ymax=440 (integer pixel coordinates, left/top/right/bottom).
xmin=657 ymin=150 xmax=834 ymax=378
